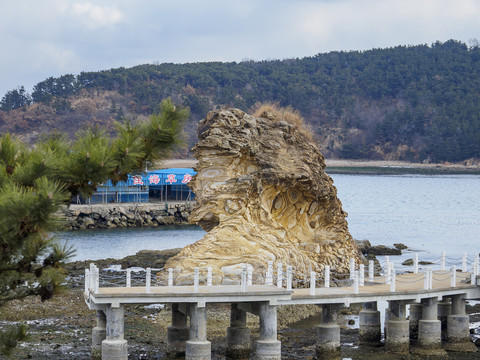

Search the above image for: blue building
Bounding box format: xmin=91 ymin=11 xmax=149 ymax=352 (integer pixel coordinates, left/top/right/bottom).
xmin=144 ymin=168 xmax=196 ymax=203
xmin=73 ymin=168 xmax=196 ymax=204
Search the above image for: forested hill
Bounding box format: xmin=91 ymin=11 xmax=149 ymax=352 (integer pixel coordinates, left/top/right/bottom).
xmin=1 ymin=39 xmax=479 ymax=162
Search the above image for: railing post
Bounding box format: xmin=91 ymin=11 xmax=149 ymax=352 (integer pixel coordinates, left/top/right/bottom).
xmin=424 ymin=269 xmax=429 ymax=290
xmin=428 ymin=268 xmax=433 ymax=290
xmin=386 ymin=261 xmax=392 ymax=285
xmin=451 ymin=265 xmax=456 ymax=287
xmin=390 ymin=270 xmax=396 ymax=292
xmin=84 ymin=269 xmax=90 ymax=293
xmin=277 ymin=262 xmax=283 ymax=288
xmin=247 ymin=266 xmax=253 ymax=286
xmin=353 ymin=270 xmax=359 ymax=294
xmin=471 ymin=263 xmax=477 ymax=285
xmin=476 ymin=254 xmax=479 ymax=275
xmin=266 ymin=261 xmax=273 ymax=286
xmin=207 ymin=267 xmax=212 ymax=286
xmin=89 ymin=263 xmax=95 ymax=290
xmin=194 ymin=267 xmax=199 ymax=293
xmin=168 ymin=268 xmax=173 ymax=286
xmin=126 ymin=268 xmax=131 ymax=287
xmin=424 ymin=268 xmax=433 ymax=290
xmin=286 ymin=265 xmax=292 ymax=291
xmin=368 ymin=260 xmax=374 ymax=282
xmin=414 ymin=253 xmax=419 ymax=274
xmin=359 ymin=264 xmax=365 ymax=286
xmin=325 ymin=265 xmax=330 ymax=288
xmin=241 ymin=266 xmax=247 ymax=292
xmin=93 ymin=265 xmax=99 ymax=293
xmin=441 ymin=250 xmax=446 ymax=270
xmin=146 ymin=268 xmax=151 ymax=293
xmin=349 ymin=258 xmax=355 ymax=279
xmin=462 ymin=253 xmax=467 ymax=272
xmin=310 ymin=271 xmax=316 ymax=295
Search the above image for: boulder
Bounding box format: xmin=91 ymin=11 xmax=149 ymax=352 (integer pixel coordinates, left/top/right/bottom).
xmin=366 ymin=245 xmax=401 ymax=256
xmin=163 ymin=108 xmax=360 ymax=283
xmin=355 ymin=240 xmax=372 ymax=254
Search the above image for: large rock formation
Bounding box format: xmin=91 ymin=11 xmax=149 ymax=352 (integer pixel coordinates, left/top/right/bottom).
xmin=163 ymin=108 xmax=360 ymax=284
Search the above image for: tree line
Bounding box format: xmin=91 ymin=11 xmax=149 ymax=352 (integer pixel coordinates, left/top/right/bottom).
xmin=1 ymin=39 xmax=480 ymax=162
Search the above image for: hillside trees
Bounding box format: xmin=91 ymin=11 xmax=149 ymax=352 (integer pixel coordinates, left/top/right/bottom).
xmin=2 ymin=40 xmax=480 ymax=162
xmin=0 ymin=87 xmax=31 ymax=111
xmin=0 ymin=98 xmax=189 ymax=355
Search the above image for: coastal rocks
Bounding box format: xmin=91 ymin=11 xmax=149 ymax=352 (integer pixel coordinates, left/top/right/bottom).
xmin=355 ymin=240 xmax=404 ymax=256
xmin=163 ymin=108 xmax=361 ymax=283
xmin=364 ymin=245 xmax=401 ymax=256
xmin=61 ymin=203 xmax=192 ymax=230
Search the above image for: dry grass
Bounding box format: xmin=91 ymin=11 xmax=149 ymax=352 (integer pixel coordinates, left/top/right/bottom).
xmin=250 ymin=102 xmax=314 ymax=140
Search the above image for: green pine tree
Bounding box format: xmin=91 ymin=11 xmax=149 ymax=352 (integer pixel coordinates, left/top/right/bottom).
xmin=0 ymin=98 xmax=189 ymax=355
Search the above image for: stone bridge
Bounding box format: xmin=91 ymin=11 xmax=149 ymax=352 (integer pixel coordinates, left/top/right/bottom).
xmin=84 ymin=254 xmax=480 ymax=359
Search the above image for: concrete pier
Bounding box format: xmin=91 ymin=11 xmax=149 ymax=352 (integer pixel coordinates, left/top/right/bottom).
xmin=358 ymin=302 xmax=381 ymax=346
xmin=385 ymin=301 xmax=409 ymax=354
xmin=445 ymin=295 xmax=477 ymax=352
xmin=409 ymin=303 xmax=422 ymax=342
xmin=413 ymin=297 xmax=447 ymax=357
xmin=186 ymin=303 xmax=211 ymax=360
xmin=316 ymin=304 xmax=341 ymax=360
xmin=226 ymin=303 xmax=251 ymax=359
xmin=438 ymin=299 xmax=451 ymax=340
xmin=92 ymin=310 xmax=106 ymax=359
xmin=102 ymin=305 xmax=128 ymax=360
xmin=166 ymin=303 xmax=189 ymax=357
xmin=256 ymin=302 xmax=281 ymax=360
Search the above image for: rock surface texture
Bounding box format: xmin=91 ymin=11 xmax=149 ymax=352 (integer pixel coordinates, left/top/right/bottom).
xmin=163 ymin=109 xmax=360 ymax=283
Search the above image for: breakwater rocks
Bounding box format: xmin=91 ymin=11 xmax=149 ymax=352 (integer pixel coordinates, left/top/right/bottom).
xmin=61 ymin=202 xmax=193 ymax=230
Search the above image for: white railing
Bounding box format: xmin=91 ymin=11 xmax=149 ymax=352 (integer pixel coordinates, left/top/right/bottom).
xmin=84 ymin=250 xmax=478 ymax=296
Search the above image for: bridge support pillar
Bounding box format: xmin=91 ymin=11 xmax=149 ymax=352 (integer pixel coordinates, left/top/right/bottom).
xmin=256 ymin=302 xmax=281 ymax=360
xmin=438 ymin=300 xmax=451 ymax=340
xmin=167 ymin=303 xmax=189 ymax=357
xmin=409 ymin=303 xmax=422 ymax=342
xmin=413 ymin=297 xmax=447 ymax=357
xmin=316 ymin=304 xmax=341 ymax=360
xmin=385 ymin=301 xmax=409 ymax=354
xmin=359 ymin=302 xmax=381 ymax=346
xmin=102 ymin=305 xmax=128 ymax=360
xmin=92 ymin=309 xmax=106 ymax=359
xmin=445 ymin=295 xmax=477 ymax=352
xmin=186 ymin=303 xmax=211 ymax=360
xmin=226 ymin=303 xmax=251 ymax=359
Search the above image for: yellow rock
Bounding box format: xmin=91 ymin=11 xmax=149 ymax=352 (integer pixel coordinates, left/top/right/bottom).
xmin=163 ymin=109 xmax=361 ymax=284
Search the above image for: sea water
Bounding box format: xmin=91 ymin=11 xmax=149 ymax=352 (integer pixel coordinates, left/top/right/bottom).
xmin=58 ymin=174 xmax=480 ymax=263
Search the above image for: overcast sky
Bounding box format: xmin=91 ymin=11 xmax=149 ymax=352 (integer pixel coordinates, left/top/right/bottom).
xmin=1 ymin=0 xmax=479 ymax=97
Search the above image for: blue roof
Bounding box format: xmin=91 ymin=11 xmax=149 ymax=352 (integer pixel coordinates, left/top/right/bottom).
xmin=150 ymin=168 xmax=195 ymax=175
xmin=132 ymin=168 xmax=196 ymax=187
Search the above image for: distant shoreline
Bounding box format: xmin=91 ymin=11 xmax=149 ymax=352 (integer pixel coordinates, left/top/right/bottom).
xmin=158 ymin=159 xmax=480 ymax=175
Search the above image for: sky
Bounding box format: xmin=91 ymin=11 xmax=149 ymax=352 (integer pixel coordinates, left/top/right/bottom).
xmin=1 ymin=0 xmax=479 ymax=97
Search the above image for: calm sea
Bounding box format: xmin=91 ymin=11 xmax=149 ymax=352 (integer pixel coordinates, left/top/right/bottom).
xmin=58 ymin=174 xmax=480 ymax=263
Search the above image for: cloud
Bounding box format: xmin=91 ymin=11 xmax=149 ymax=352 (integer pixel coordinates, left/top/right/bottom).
xmin=70 ymin=2 xmax=124 ymax=28
xmin=1 ymin=0 xmax=479 ymax=96
xmin=293 ymin=0 xmax=480 ymax=53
